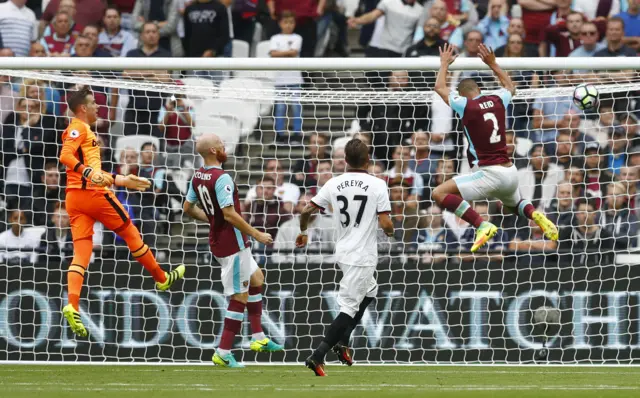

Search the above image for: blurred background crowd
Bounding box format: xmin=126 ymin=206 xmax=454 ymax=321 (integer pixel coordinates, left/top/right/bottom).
xmin=0 ymin=0 xmax=638 ymax=265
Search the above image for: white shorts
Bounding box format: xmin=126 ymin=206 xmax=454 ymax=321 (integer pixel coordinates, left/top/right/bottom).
xmin=453 ymin=164 xmax=521 ymax=207
xmin=215 ymin=248 xmax=259 ymax=296
xmin=337 ymin=263 xmax=378 ymax=318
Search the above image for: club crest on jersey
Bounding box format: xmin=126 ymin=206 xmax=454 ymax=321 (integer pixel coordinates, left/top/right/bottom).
xmin=69 ymin=130 xmax=80 ymax=139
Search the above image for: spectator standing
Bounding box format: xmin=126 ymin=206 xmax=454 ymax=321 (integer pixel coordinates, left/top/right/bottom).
xmin=0 ymin=209 xmax=40 ymax=264
xmin=42 ymin=0 xmax=104 ymax=31
xmin=232 ymin=0 xmax=259 ymax=45
xmin=158 ymin=94 xmax=195 ymax=167
xmin=245 ymin=175 xmax=291 ymax=242
xmin=111 ymin=0 xmax=138 ymax=31
xmin=348 ymin=0 xmax=423 ymax=58
xmin=517 ymin=0 xmax=554 ymax=49
xmin=517 ymin=144 xmax=565 ymax=210
xmin=1 ymin=98 xmax=57 ymax=210
xmin=245 ymin=158 xmax=301 ymax=214
xmin=183 ymin=0 xmax=231 ymax=59
xmin=41 ymin=10 xmax=75 ymax=57
xmin=124 ymin=22 xmax=172 ymax=137
xmin=603 ymin=181 xmax=639 ymax=249
xmin=268 ymin=0 xmax=323 ymax=58
xmin=428 ymin=0 xmax=462 ymax=44
xmin=133 ymin=0 xmax=182 ymax=56
xmin=404 ymin=18 xmax=447 ymax=90
xmin=32 ymin=162 xmax=65 ymax=226
xmin=475 ymin=0 xmax=510 ymax=50
xmin=0 ymin=0 xmax=38 ymax=57
xmin=539 ymin=11 xmax=584 ymax=57
xmin=270 ymin=11 xmax=303 ymax=143
xmin=494 ymin=18 xmax=538 ymax=56
xmin=358 ymin=70 xmax=429 ymax=158
xmin=595 ymin=16 xmax=637 ymax=57
xmin=544 ymin=180 xmax=575 ymax=227
xmin=99 ymin=6 xmax=139 ymax=57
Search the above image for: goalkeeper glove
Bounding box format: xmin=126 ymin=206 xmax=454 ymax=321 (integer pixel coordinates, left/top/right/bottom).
xmin=82 ymin=167 xmax=114 ymax=187
xmin=115 ymin=174 xmax=152 ymax=191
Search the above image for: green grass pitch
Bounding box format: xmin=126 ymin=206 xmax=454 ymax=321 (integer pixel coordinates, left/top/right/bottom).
xmin=1 ymin=365 xmax=639 ymax=398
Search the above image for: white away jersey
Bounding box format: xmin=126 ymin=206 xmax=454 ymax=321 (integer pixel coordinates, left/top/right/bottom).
xmin=311 ymin=171 xmax=391 ymax=267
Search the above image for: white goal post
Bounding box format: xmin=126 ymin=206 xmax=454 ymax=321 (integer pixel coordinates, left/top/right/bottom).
xmin=0 ymin=57 xmax=639 ymax=365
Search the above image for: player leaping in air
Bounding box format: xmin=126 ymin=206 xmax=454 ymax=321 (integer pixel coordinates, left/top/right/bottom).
xmin=432 ymin=43 xmax=558 ymax=251
xmin=183 ymin=133 xmax=284 ymax=368
xmin=59 ymin=87 xmax=185 ymax=337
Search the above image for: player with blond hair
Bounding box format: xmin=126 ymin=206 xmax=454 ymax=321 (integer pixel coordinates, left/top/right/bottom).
xmin=59 ymin=87 xmax=185 ymax=337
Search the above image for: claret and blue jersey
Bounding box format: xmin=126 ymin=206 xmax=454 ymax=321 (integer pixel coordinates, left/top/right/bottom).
xmin=186 ymin=165 xmax=250 ymax=258
xmin=448 ymin=88 xmax=513 ymax=168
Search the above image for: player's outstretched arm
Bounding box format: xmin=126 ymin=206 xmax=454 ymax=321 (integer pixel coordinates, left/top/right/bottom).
xmin=115 ymin=174 xmax=151 ymax=191
xmin=221 ymin=206 xmax=273 ymax=245
xmin=434 ymin=43 xmax=458 ymax=106
xmin=183 ymin=200 xmax=209 ymax=223
xmin=478 ymin=44 xmax=516 ymax=96
xmin=378 ymin=213 xmax=395 ymax=237
xmin=295 ymin=203 xmax=320 ymax=248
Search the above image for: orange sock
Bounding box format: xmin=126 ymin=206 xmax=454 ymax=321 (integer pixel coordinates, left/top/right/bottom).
xmin=68 ymin=238 xmax=92 ymax=310
xmin=118 ymin=223 xmax=166 ymax=283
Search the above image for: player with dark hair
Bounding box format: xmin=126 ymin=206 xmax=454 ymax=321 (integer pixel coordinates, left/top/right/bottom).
xmin=183 ymin=133 xmax=283 ymax=368
xmin=433 ymin=43 xmax=558 ymax=251
xmin=59 ymin=87 xmax=185 ymax=337
xmin=297 ymin=138 xmax=395 ymax=376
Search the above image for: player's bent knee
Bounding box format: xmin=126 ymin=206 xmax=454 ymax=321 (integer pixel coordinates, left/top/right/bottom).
xmin=250 ymin=269 xmax=264 ymax=287
xmin=231 ymin=292 xmax=249 ymax=304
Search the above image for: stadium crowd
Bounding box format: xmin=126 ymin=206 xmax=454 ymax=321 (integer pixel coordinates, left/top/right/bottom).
xmin=0 ymin=0 xmax=639 ymax=264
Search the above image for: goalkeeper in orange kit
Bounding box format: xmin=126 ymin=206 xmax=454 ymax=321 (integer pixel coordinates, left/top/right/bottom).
xmin=59 ymin=87 xmax=185 ymax=337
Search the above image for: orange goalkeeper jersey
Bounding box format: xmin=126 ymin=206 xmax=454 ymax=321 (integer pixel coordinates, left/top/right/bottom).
xmin=60 ymin=118 xmax=106 ymax=191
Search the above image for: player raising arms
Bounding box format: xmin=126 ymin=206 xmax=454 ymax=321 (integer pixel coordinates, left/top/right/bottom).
xmin=60 ymin=88 xmax=185 ymax=337
xmin=183 ymin=133 xmax=283 ymax=368
xmin=432 ymin=43 xmax=558 ymax=251
xmin=297 ymin=138 xmax=395 ymax=376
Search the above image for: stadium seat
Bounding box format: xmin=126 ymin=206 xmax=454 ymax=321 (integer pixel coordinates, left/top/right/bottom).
xmin=193 ymin=98 xmax=246 ymax=153
xmin=255 ymin=40 xmax=271 ymax=58
xmin=178 ymin=77 xmax=216 ymax=101
xmin=232 ymin=40 xmax=250 ymax=58
xmin=114 ymin=135 xmax=161 ymax=163
xmin=219 ymin=78 xmax=274 ymax=116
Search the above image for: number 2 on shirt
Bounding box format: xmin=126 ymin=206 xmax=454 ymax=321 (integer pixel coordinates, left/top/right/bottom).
xmin=484 ymin=112 xmax=501 ymax=144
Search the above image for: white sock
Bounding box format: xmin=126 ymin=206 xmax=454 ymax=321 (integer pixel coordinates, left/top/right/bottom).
xmin=216 ymin=348 xmax=231 ymax=357
xmin=252 ymin=332 xmax=266 ymax=341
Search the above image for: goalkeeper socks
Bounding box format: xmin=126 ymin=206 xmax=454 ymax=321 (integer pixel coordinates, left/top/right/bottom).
xmin=340 ymin=296 xmax=375 ymax=346
xmin=313 ymin=312 xmax=353 ymax=362
xmin=441 ymin=194 xmax=484 ymax=228
xmin=67 ymin=238 xmax=92 ymax=310
xmin=120 ymin=223 xmax=167 ymax=283
xmin=517 ymin=199 xmax=536 ymax=219
xmin=219 ymin=299 xmax=246 ymax=350
xmin=247 ymin=286 xmax=264 ymax=338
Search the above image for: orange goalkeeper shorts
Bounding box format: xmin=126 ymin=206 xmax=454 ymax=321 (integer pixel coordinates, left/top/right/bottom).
xmin=66 ymin=189 xmax=131 ymax=241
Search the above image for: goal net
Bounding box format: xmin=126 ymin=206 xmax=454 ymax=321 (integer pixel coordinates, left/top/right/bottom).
xmin=0 ymin=57 xmax=639 ymax=364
